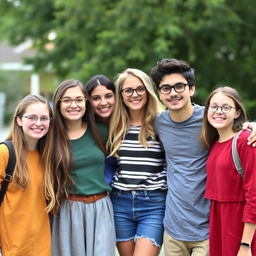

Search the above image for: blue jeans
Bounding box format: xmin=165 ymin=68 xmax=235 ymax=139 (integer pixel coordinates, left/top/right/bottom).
xmin=110 ymin=189 xmax=166 ymax=247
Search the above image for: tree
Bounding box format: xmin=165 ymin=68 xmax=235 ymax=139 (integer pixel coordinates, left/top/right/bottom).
xmin=1 ymin=0 xmax=256 ymax=118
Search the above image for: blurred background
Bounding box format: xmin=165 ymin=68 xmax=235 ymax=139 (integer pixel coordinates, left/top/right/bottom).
xmin=1 ymin=0 xmax=256 ymax=131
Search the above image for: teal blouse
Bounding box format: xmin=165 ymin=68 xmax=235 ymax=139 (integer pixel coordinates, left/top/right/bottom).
xmin=68 ymin=123 xmax=111 ymax=195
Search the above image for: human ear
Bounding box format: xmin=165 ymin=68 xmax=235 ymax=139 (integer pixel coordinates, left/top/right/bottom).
xmin=234 ymin=109 xmax=241 ymax=119
xmin=189 ymin=85 xmax=196 ymax=97
xmin=16 ymin=116 xmax=22 ymax=126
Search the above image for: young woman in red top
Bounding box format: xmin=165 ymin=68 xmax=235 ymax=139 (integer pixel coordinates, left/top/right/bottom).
xmin=201 ymin=86 xmax=256 ymax=256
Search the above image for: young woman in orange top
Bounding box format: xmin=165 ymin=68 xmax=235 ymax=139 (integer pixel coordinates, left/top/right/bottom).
xmin=0 ymin=95 xmax=55 ymax=256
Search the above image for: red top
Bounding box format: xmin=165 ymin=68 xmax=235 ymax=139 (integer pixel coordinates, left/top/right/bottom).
xmin=205 ymin=130 xmax=256 ymax=223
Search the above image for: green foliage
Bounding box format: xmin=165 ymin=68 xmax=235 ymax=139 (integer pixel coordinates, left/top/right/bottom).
xmin=1 ymin=0 xmax=256 ymax=118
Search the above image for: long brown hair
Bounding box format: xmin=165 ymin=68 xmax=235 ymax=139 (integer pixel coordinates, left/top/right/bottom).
xmin=200 ymin=86 xmax=247 ymax=149
xmin=6 ymin=94 xmax=55 ymax=212
xmin=51 ymin=79 xmax=106 ymax=213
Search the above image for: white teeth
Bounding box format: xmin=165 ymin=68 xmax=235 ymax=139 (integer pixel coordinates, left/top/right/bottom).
xmin=99 ymin=109 xmax=109 ymax=113
xmin=68 ymin=110 xmax=79 ymax=113
xmin=32 ymin=129 xmax=43 ymax=133
xmin=214 ymin=117 xmax=225 ymax=121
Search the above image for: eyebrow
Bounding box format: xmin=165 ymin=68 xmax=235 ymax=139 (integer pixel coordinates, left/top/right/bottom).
xmin=62 ymin=96 xmax=84 ymax=98
xmin=123 ymin=85 xmax=144 ymax=88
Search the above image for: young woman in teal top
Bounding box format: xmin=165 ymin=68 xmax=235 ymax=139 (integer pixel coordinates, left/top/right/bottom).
xmin=50 ymin=79 xmax=116 ymax=256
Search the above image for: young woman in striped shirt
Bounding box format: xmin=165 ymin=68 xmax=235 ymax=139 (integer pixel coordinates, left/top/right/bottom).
xmin=108 ymin=68 xmax=167 ymax=256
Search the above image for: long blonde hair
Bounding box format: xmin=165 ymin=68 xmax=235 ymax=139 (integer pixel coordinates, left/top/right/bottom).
xmin=107 ymin=68 xmax=163 ymax=156
xmin=6 ymin=94 xmax=55 ymax=212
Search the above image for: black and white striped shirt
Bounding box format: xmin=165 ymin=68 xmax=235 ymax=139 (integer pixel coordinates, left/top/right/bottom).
xmin=112 ymin=126 xmax=167 ymax=191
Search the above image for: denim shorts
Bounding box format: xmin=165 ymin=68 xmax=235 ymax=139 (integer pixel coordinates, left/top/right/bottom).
xmin=110 ymin=189 xmax=167 ymax=247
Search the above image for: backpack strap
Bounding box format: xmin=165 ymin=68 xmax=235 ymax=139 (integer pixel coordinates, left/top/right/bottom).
xmin=0 ymin=140 xmax=16 ymax=205
xmin=232 ymin=130 xmax=244 ymax=178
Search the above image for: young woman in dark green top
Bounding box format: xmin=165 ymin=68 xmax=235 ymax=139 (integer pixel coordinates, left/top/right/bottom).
xmin=50 ymin=79 xmax=116 ymax=256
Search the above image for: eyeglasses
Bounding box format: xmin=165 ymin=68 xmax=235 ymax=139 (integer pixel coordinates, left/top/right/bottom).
xmin=120 ymin=86 xmax=146 ymax=97
xmin=22 ymin=115 xmax=51 ymax=123
xmin=60 ymin=97 xmax=86 ymax=106
xmin=208 ymin=104 xmax=236 ymax=113
xmin=158 ymin=82 xmax=188 ymax=94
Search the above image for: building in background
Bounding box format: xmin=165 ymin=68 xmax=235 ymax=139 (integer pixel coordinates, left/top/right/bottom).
xmin=0 ymin=42 xmax=55 ymax=126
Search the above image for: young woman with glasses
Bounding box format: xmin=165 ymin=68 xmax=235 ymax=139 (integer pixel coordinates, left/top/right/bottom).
xmin=0 ymin=95 xmax=55 ymax=256
xmin=107 ymin=69 xmax=167 ymax=256
xmin=50 ymin=79 xmax=115 ymax=256
xmin=201 ymin=86 xmax=256 ymax=256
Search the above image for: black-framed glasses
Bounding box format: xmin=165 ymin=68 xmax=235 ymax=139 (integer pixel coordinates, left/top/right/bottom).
xmin=22 ymin=115 xmax=51 ymax=123
xmin=60 ymin=96 xmax=87 ymax=106
xmin=208 ymin=104 xmax=236 ymax=113
xmin=120 ymin=86 xmax=146 ymax=97
xmin=158 ymin=82 xmax=188 ymax=94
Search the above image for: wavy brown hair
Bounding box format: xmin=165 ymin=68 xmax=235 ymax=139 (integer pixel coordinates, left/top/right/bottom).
xmin=6 ymin=94 xmax=55 ymax=212
xmin=51 ymin=79 xmax=106 ymax=214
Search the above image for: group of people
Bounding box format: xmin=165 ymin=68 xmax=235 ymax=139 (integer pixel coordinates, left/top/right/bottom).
xmin=0 ymin=58 xmax=256 ymax=256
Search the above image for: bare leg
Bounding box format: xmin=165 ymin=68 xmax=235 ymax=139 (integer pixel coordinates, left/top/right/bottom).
xmin=117 ymin=240 xmax=135 ymax=256
xmin=134 ymin=238 xmax=160 ymax=256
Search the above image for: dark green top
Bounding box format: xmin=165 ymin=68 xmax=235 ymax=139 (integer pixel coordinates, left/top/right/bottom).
xmin=68 ymin=123 xmax=111 ymax=195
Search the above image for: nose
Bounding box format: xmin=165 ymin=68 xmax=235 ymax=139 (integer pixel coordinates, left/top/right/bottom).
xmin=100 ymin=97 xmax=107 ymax=105
xmin=70 ymin=100 xmax=77 ymax=107
xmin=215 ymin=107 xmax=222 ymax=113
xmin=131 ymin=90 xmax=139 ymax=97
xmin=169 ymin=87 xmax=177 ymax=96
xmin=35 ymin=118 xmax=42 ymax=125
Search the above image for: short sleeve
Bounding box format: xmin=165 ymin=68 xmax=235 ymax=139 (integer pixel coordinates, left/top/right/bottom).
xmin=0 ymin=144 xmax=10 ymax=183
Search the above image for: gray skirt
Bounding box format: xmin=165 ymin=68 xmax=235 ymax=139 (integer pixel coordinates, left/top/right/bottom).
xmin=51 ymin=195 xmax=116 ymax=256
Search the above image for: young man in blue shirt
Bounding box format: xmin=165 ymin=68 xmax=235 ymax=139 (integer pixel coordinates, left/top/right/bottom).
xmin=151 ymin=58 xmax=209 ymax=255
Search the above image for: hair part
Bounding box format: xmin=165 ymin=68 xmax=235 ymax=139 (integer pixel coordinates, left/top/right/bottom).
xmin=150 ymin=58 xmax=195 ymax=88
xmin=200 ymin=86 xmax=247 ymax=148
xmin=107 ymin=68 xmax=164 ymax=156
xmin=86 ymin=74 xmax=115 ymax=96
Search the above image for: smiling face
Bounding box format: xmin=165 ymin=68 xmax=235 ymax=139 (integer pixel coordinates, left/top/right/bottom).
xmin=59 ymin=86 xmax=86 ymax=122
xmin=207 ymin=92 xmax=240 ymax=133
xmin=16 ymin=102 xmax=50 ymax=145
xmin=90 ymin=85 xmax=115 ymax=120
xmin=121 ymin=75 xmax=148 ymax=113
xmin=158 ymin=73 xmax=195 ymax=113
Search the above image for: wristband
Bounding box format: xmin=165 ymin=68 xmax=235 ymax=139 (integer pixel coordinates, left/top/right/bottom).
xmin=240 ymin=242 xmax=251 ymax=248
